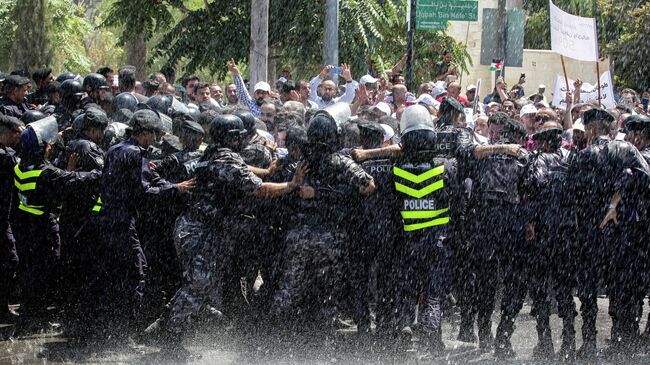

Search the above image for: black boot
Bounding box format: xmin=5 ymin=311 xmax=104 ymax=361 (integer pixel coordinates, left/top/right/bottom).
xmin=557 ymin=318 xmax=576 ymax=362
xmin=457 ymin=310 xmax=476 ymax=343
xmin=533 ymin=309 xmax=555 ymax=360
xmin=477 ymin=314 xmax=493 ymax=353
xmin=494 ymin=316 xmax=517 ymax=359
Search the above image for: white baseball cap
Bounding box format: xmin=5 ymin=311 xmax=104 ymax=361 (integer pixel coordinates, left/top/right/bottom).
xmin=432 ymin=84 xmax=447 ymax=99
xmin=415 ymin=93 xmax=440 ymax=109
xmin=379 ymin=123 xmax=395 ymax=142
xmin=360 ymin=74 xmax=379 ymax=85
xmin=254 ymin=81 xmax=271 ymax=93
xmin=466 ymin=84 xmax=477 ymax=92
xmin=573 ymin=118 xmax=585 ymax=132
xmin=520 ymin=104 xmax=538 ymax=117
xmin=538 ymin=84 xmax=546 ymax=89
xmin=371 ymin=102 xmax=392 ymax=116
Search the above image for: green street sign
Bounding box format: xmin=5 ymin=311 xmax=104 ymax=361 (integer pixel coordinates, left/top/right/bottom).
xmin=415 ymin=0 xmax=478 ymax=30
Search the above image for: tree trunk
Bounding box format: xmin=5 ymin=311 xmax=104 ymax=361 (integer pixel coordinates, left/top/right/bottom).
xmin=13 ymin=0 xmax=48 ymax=73
xmin=126 ymin=35 xmax=147 ymax=80
xmin=249 ymin=0 xmax=269 ymax=93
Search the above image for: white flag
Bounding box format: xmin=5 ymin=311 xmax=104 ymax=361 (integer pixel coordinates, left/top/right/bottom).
xmin=549 ymin=0 xmax=599 ymax=62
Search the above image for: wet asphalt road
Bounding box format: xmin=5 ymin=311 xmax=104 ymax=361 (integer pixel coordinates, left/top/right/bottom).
xmin=2 ymin=298 xmax=650 ymax=365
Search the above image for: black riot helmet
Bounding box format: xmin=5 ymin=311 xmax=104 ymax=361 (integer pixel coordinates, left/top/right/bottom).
xmin=82 ymin=73 xmax=109 ymax=93
xmin=56 ymin=72 xmax=78 ymax=83
xmin=60 ymin=79 xmax=84 ymax=99
xmin=209 ymin=114 xmax=247 ymax=151
xmin=114 ymin=92 xmax=138 ymax=111
xmin=231 ymin=109 xmax=257 ymax=137
xmin=146 ymin=94 xmax=174 ymax=116
xmin=533 ymin=124 xmax=563 ymax=150
xmin=20 ymin=110 xmax=47 ymax=124
xmin=437 ymin=97 xmax=465 ymax=127
xmin=307 ymin=113 xmax=341 ymax=150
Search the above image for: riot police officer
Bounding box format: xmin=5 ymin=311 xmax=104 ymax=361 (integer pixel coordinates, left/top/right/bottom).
xmin=89 ymin=109 xmax=194 ymax=342
xmin=571 ymin=109 xmax=650 ymax=359
xmin=0 ymin=75 xmax=31 ymax=118
xmin=525 ymin=121 xmax=577 ymax=360
xmin=464 ymin=112 xmax=530 ymax=358
xmin=56 ymin=108 xmax=108 ymax=336
xmin=155 ymin=120 xmax=205 ymax=183
xmin=0 ymin=115 xmax=24 ymax=323
xmin=54 ymin=79 xmax=84 ymax=131
xmin=394 ymin=99 xmax=478 ymax=355
xmin=12 ymin=116 xmax=101 ymax=331
xmin=82 ymin=73 xmax=110 ymax=106
xmin=150 ymin=114 xmax=306 ymax=359
xmin=271 ymin=103 xmax=375 ymax=332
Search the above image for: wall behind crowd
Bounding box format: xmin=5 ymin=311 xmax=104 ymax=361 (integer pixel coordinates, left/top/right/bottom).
xmin=445 ymin=2 xmax=610 ymax=103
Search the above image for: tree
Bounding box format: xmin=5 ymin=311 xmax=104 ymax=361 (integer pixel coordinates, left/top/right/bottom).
xmin=103 ymin=0 xmax=471 ymax=85
xmin=12 ymin=0 xmax=49 ymax=72
xmin=0 ymin=0 xmax=120 ymax=75
xmin=606 ymin=2 xmax=650 ymax=90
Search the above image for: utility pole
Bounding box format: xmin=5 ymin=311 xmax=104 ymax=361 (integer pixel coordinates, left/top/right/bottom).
xmin=406 ymin=0 xmax=416 ymax=91
xmin=249 ymin=0 xmax=269 ymax=94
xmin=496 ymin=0 xmax=507 ymax=78
xmin=324 ymin=0 xmax=339 ymax=80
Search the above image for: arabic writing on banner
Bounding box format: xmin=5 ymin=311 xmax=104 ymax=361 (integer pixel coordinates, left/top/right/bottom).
xmin=552 ymin=71 xmax=615 ymax=109
xmin=549 ymin=0 xmax=599 ymax=62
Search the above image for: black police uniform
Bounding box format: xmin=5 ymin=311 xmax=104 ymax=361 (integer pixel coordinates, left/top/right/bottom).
xmin=57 ymin=133 xmax=105 ymax=332
xmin=0 ymin=97 xmax=30 ymax=119
xmin=523 ymin=142 xmax=577 ymax=358
xmin=271 ymin=147 xmax=373 ymax=329
xmin=53 ymin=104 xmax=80 ymax=132
xmin=27 ymin=89 xmax=49 ymax=106
xmin=352 ymin=156 xmax=399 ymax=334
xmin=12 ymin=157 xmax=100 ymax=320
xmin=164 ymin=145 xmax=263 ymax=334
xmin=465 ymin=135 xmax=530 ymax=355
xmin=569 ymin=134 xmax=650 ymax=356
xmin=91 ymin=136 xmax=180 ymax=338
xmin=0 ymin=143 xmax=19 ymax=318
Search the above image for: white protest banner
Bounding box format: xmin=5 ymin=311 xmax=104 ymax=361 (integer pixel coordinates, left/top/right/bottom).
xmin=549 ymin=0 xmax=599 ymax=62
xmin=552 ymin=71 xmax=615 ymax=109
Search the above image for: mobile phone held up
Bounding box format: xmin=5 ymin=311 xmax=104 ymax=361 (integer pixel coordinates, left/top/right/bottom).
xmin=329 ymin=67 xmax=342 ymax=75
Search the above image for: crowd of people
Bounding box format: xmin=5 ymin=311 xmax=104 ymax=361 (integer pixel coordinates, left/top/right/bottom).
xmin=1 ymin=56 xmax=650 ymax=362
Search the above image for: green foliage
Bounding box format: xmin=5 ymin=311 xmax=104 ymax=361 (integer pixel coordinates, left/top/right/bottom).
xmin=0 ymin=0 xmax=122 ymax=74
xmin=0 ymin=0 xmax=17 ymax=70
xmin=48 ymin=0 xmax=94 ymax=73
xmin=607 ymin=2 xmax=650 ymax=90
xmin=104 ymin=0 xmax=471 ymax=85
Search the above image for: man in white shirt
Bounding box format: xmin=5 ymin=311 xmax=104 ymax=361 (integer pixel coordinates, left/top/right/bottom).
xmin=309 ymin=64 xmax=358 ymax=109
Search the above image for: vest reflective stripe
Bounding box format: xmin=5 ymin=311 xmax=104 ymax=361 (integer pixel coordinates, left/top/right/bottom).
xmin=14 ymin=180 xmax=36 ymax=191
xmin=393 ymin=165 xmax=444 ymax=184
xmin=18 ymin=202 xmax=45 ymax=215
xmin=14 ymin=164 xmax=45 ymax=215
xmin=92 ymin=196 xmax=102 ymax=212
xmin=395 ymin=180 xmax=444 ymax=199
xmin=404 ymin=217 xmax=450 ymax=232
xmin=14 ymin=164 xmax=42 ymax=179
xmin=401 ymin=207 xmax=449 ymax=219
xmin=394 ymin=164 xmax=450 ymax=232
